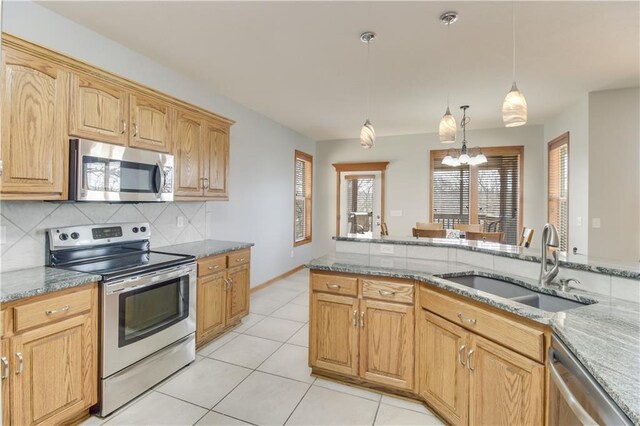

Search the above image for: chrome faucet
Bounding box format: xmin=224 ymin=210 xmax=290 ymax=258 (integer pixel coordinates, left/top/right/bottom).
xmin=539 ymin=223 xmax=560 ymax=286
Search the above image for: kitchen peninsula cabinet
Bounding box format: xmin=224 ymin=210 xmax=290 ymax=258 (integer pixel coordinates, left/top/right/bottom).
xmin=196 ymin=249 xmax=250 ymax=347
xmin=0 ymin=283 xmax=98 ymax=425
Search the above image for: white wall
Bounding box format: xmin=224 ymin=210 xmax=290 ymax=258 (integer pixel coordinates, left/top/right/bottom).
xmin=588 ymin=87 xmax=640 ymax=262
xmin=1 ymin=1 xmax=316 ymax=286
xmin=314 ymin=126 xmax=546 ymax=257
xmin=543 ymin=96 xmax=590 ymax=255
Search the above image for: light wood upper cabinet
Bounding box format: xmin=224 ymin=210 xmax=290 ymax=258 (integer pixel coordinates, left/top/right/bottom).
xmin=69 ymin=73 xmax=128 ymax=145
xmin=0 ymin=48 xmax=68 ymax=199
xmin=196 ymin=272 xmax=227 ymax=344
xmin=227 ymin=264 xmax=249 ymax=324
xmin=129 ymin=93 xmax=171 ymax=152
xmin=309 ymin=292 xmax=359 ymax=377
xmin=468 ymin=334 xmax=544 ymax=426
xmin=203 ymin=123 xmax=229 ymax=199
xmin=359 ymin=299 xmax=414 ymax=390
xmin=174 ymin=110 xmax=205 ymax=197
xmin=419 ymin=311 xmax=469 ymax=426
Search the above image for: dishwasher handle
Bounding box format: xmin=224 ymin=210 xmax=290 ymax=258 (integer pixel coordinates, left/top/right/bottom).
xmin=549 ymin=347 xmax=599 ymax=426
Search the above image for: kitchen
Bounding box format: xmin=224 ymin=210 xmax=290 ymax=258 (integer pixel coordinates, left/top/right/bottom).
xmin=0 ymin=1 xmax=638 ymax=425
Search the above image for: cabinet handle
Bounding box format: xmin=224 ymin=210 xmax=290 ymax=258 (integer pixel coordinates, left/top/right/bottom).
xmin=46 ymin=305 xmax=70 ymax=316
xmin=1 ymin=357 xmax=9 ymax=379
xmin=133 ymin=123 xmax=139 ymax=137
xmin=457 ymin=313 xmax=477 ymax=325
xmin=360 ymin=311 xmax=365 ymax=328
xmin=235 ymin=258 xmax=245 ymax=262
xmin=378 ymin=289 xmax=396 ymax=297
xmin=208 ymin=265 xmax=220 ymax=270
xmin=458 ymin=345 xmax=466 ymax=366
xmin=203 ymin=177 xmax=210 ymax=189
xmin=200 ymin=178 xmax=206 ymax=190
xmin=466 ymin=349 xmax=475 ymax=371
xmin=352 ymin=310 xmax=358 ymax=327
xmin=326 ymin=283 xmax=341 ymax=290
xmin=15 ymin=352 xmax=23 ymax=375
xmin=228 ymin=278 xmax=234 ymax=288
xmin=121 ymin=120 xmax=127 ymax=134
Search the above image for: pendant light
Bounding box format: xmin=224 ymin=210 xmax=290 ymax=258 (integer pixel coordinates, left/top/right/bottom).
xmin=360 ymin=31 xmax=376 ymax=148
xmin=438 ymin=12 xmax=458 ymax=143
xmin=502 ymin=2 xmax=527 ymax=127
xmin=441 ymin=106 xmax=488 ymax=167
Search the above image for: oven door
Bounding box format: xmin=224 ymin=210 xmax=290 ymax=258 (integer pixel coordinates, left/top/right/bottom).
xmin=70 ymin=138 xmax=173 ymax=202
xmin=102 ymin=263 xmax=196 ymax=378
xmin=548 ymin=335 xmax=632 ymax=426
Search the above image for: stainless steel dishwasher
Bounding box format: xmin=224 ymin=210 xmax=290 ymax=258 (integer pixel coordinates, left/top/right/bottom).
xmin=548 ymin=334 xmax=632 ymax=425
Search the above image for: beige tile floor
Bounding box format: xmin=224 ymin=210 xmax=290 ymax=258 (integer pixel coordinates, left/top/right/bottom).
xmin=83 ymin=269 xmax=444 ymax=426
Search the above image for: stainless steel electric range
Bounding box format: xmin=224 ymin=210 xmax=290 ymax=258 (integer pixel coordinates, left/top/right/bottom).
xmin=47 ymin=222 xmax=196 ymax=417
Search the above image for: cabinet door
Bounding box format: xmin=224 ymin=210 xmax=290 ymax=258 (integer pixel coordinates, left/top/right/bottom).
xmin=11 ymin=313 xmax=97 ymax=425
xmin=69 ymin=73 xmax=128 ymax=145
xmin=1 ymin=338 xmax=10 ymax=426
xmin=309 ymin=292 xmax=359 ymax=377
xmin=173 ymin=110 xmax=204 ymax=197
xmin=468 ymin=334 xmax=544 ymax=426
xmin=129 ymin=93 xmax=171 ymax=153
xmin=203 ymin=122 xmax=229 ymax=199
xmin=418 ymin=311 xmax=469 ymax=426
xmin=196 ymin=272 xmax=227 ymax=346
xmin=1 ymin=48 xmax=68 ymax=199
xmin=359 ymin=299 xmax=414 ymax=390
xmin=226 ymin=264 xmax=249 ymax=324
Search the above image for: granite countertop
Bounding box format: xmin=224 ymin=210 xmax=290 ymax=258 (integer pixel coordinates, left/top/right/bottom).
xmin=307 ymin=251 xmax=640 ymax=425
xmin=155 ymin=239 xmax=254 ymax=259
xmin=0 ymin=267 xmax=101 ymax=303
xmin=335 ymin=235 xmax=640 ymax=279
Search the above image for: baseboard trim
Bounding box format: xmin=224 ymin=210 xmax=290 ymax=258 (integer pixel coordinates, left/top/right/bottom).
xmin=250 ymin=265 xmax=305 ymax=294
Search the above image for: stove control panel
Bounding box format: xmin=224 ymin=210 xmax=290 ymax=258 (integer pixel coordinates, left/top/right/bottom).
xmin=47 ymin=222 xmax=151 ymax=250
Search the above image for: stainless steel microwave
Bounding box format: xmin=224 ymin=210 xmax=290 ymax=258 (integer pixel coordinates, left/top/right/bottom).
xmin=69 ymin=139 xmax=174 ymax=202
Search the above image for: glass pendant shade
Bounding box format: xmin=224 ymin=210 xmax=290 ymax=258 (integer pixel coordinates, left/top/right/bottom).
xmin=458 ymin=153 xmax=470 ymax=164
xmin=360 ymin=119 xmax=375 ymax=149
xmin=450 ymin=157 xmax=461 ymax=167
xmin=475 ymin=153 xmax=488 ymax=164
xmin=439 ymin=107 xmax=457 ymax=143
xmin=502 ymin=82 xmax=528 ymax=127
xmin=442 ymin=155 xmax=453 ymax=166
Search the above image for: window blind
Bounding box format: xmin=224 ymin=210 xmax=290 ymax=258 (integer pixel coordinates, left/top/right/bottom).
xmin=548 ymin=138 xmax=569 ymax=252
xmin=345 ymin=175 xmax=374 ymax=235
xmin=432 ymin=161 xmax=470 ymax=228
xmin=294 ymin=152 xmax=312 ymax=244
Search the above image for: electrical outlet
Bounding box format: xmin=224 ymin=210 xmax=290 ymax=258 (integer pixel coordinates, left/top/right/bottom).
xmin=576 ymin=216 xmax=582 ymax=227
xmin=290 ymin=250 xmax=295 ymax=258
xmin=176 ymin=216 xmax=184 ymax=228
xmin=379 ymin=245 xmax=394 ymax=254
xmin=592 ymin=218 xmax=601 ymax=228
xmin=391 ymin=210 xmax=403 ymax=217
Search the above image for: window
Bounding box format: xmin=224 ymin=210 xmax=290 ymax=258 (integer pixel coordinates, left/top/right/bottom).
xmin=345 ymin=175 xmax=375 ymax=236
xmin=294 ymin=150 xmax=312 ymax=246
xmin=548 ymin=133 xmax=569 ymax=252
xmin=430 ymin=146 xmax=524 ymax=245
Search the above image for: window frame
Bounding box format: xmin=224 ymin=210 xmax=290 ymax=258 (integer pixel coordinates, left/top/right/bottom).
xmin=294 ymin=150 xmax=313 ymax=246
xmin=429 ymin=146 xmax=524 ymax=243
xmin=547 ymin=132 xmax=570 ymax=253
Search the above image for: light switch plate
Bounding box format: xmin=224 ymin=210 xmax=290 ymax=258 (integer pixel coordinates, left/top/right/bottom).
xmin=577 ymin=216 xmax=582 ymax=227
xmin=176 ymin=216 xmax=185 ymax=228
xmin=592 ymin=218 xmax=601 ymax=228
xmin=390 ymin=210 xmax=403 ymax=217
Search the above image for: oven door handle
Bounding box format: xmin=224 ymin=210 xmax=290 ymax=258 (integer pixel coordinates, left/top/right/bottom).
xmin=105 ymin=264 xmax=195 ymax=295
xmin=549 ymin=347 xmax=599 ymax=426
xmin=154 ymin=161 xmax=166 ymax=199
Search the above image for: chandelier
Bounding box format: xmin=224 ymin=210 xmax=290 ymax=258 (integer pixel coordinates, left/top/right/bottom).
xmin=441 ymin=106 xmax=488 ymax=167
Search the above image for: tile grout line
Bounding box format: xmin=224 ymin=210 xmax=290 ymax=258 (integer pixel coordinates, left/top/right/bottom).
xmin=282 ymin=380 xmax=314 ymax=426
xmin=371 ymin=398 xmax=382 ymax=426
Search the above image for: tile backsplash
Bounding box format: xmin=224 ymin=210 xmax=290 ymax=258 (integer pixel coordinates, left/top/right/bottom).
xmin=0 ymin=201 xmax=209 ymax=272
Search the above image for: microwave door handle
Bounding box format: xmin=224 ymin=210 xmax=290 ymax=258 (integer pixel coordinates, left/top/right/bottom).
xmin=154 ymin=161 xmax=165 ymax=198
xmin=548 ymin=347 xmax=599 ymax=426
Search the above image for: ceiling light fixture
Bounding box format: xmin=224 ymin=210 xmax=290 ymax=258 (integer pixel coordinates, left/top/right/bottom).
xmin=438 ymin=12 xmax=458 ymax=144
xmin=502 ymin=2 xmax=528 ymax=127
xmin=442 ymin=106 xmax=488 ymax=167
xmin=360 ymin=31 xmax=376 ymax=149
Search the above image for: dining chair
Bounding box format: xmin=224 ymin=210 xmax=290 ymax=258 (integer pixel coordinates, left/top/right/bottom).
xmin=454 ymin=223 xmax=483 ymax=233
xmin=465 ymin=231 xmax=504 ymax=243
xmin=415 ymin=222 xmax=444 ymax=230
xmin=412 ymin=228 xmax=446 ymax=238
xmin=381 ymin=222 xmax=389 ymax=236
xmin=519 ymin=227 xmax=534 ymax=248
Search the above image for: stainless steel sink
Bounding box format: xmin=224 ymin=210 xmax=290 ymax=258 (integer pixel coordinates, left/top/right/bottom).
xmin=442 ymin=274 xmax=594 ymax=312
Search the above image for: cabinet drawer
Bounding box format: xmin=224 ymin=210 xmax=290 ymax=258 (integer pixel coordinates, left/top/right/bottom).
xmin=311 ymin=273 xmax=358 ymax=296
xmin=13 ymin=288 xmax=93 ymax=333
xmin=362 ymin=279 xmax=414 ymax=304
xmin=420 ymin=287 xmax=544 ymax=362
xmin=227 ymin=250 xmax=250 ymax=267
xmin=198 ymin=256 xmax=227 ymax=276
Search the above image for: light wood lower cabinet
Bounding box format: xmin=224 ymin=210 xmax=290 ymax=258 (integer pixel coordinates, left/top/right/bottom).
xmin=196 ymin=249 xmax=251 ymax=348
xmin=0 ymin=284 xmax=98 ymax=425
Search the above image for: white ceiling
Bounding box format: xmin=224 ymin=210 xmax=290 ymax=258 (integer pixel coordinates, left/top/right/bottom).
xmin=40 ymin=1 xmax=639 ymax=141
